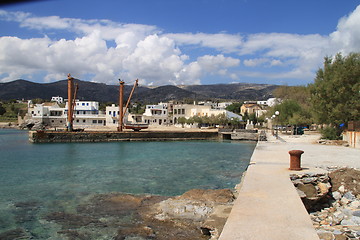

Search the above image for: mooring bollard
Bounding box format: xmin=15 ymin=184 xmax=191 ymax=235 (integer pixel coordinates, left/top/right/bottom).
xmin=288 ymin=150 xmax=304 ymax=170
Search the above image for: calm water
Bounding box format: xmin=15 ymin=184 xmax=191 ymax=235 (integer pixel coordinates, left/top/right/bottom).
xmin=0 ymin=129 xmax=256 ymax=238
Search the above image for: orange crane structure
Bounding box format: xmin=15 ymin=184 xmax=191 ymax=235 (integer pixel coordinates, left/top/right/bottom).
xmin=118 ymin=79 xmax=147 ymax=131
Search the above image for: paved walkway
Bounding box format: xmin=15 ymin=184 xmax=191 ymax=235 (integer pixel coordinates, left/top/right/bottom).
xmin=219 ymin=132 xmax=360 ymax=240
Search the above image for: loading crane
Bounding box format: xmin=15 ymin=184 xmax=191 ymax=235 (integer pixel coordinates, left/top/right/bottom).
xmin=118 ymin=79 xmax=148 ymax=131
xmin=67 ymin=73 xmax=79 ymax=131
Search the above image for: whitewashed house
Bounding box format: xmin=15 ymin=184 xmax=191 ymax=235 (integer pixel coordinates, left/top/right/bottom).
xmin=27 ymin=102 xmax=66 ymax=127
xmin=65 ymin=101 xmax=106 ymax=127
xmin=143 ymin=102 xmax=171 ymax=125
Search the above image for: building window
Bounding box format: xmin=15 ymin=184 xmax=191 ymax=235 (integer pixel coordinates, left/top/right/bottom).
xmin=76 ymin=120 xmax=79 ymax=123
xmin=113 ymin=120 xmax=116 ymax=124
xmin=83 ymin=120 xmax=86 ymax=123
xmin=98 ymin=120 xmax=103 ymax=124
xmin=108 ymin=111 xmax=111 ymax=115
xmin=182 ymin=109 xmax=185 ymax=114
xmin=174 ymin=109 xmax=177 ymax=114
xmin=77 ymin=111 xmax=79 ymax=114
xmin=51 ymin=120 xmax=54 ymax=123
xmin=82 ymin=103 xmax=85 ymax=106
xmin=86 ymin=103 xmax=89 ymax=106
xmin=93 ymin=120 xmax=97 ymax=123
xmin=60 ymin=120 xmax=63 ymax=123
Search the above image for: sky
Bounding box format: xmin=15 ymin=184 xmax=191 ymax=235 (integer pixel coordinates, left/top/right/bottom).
xmin=0 ymin=0 xmax=360 ymax=86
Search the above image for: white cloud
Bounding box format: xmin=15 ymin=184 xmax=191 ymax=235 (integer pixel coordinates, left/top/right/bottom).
xmin=165 ymin=32 xmax=243 ymax=53
xmin=0 ymin=5 xmax=360 ymax=85
xmin=330 ymin=5 xmax=360 ymax=54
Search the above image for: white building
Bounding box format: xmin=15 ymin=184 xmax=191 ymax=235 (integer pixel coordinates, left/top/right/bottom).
xmin=65 ymin=101 xmax=106 ymax=127
xmin=143 ymin=102 xmax=171 ymax=125
xmin=217 ymin=102 xmax=233 ymax=110
xmin=27 ymin=102 xmax=66 ymax=127
xmin=51 ymin=96 xmax=64 ymax=104
xmin=172 ymin=104 xmax=242 ymax=125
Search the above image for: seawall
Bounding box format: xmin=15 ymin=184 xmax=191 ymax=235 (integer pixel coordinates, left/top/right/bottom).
xmin=29 ymin=130 xmax=220 ymax=143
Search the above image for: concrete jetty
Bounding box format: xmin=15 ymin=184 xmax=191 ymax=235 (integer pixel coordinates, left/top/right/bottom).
xmin=219 ymin=132 xmax=360 ymax=240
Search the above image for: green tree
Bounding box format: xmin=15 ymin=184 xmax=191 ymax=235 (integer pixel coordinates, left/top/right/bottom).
xmin=270 ymin=99 xmax=311 ymax=126
xmin=226 ymin=102 xmax=243 ymax=114
xmin=177 ymin=117 xmax=187 ymax=128
xmin=310 ymin=53 xmax=360 ymax=127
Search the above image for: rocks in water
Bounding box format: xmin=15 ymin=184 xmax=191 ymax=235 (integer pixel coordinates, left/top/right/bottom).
xmin=0 ymin=228 xmax=29 ymax=240
xmin=41 ymin=189 xmax=235 ymax=240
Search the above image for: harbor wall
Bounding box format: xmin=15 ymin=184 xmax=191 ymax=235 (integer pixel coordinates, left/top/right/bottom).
xmin=29 ymin=130 xmax=220 ymax=143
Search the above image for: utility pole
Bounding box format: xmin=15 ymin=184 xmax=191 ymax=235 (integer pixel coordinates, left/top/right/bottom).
xmin=118 ymin=79 xmax=124 ymax=132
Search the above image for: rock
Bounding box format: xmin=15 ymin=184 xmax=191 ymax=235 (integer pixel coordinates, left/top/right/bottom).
xmin=318 ymin=231 xmax=334 ymax=240
xmin=353 ymin=210 xmax=360 ymax=217
xmin=339 ymin=185 xmax=345 ymax=193
xmin=343 ymin=192 xmax=355 ymax=201
xmin=318 ymin=182 xmax=331 ymax=195
xmin=349 ymin=200 xmax=360 ymax=209
xmin=178 ymin=189 xmax=235 ymax=203
xmin=350 ymin=216 xmax=360 ymax=225
xmin=334 ymin=234 xmax=349 ymax=240
xmin=296 ymin=189 xmax=307 ymax=198
xmin=333 ymin=191 xmax=342 ymax=200
xmin=297 ymin=183 xmax=318 ymax=198
xmin=0 ymin=228 xmax=28 ymax=240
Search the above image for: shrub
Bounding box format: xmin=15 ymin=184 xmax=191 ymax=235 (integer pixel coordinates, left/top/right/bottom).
xmin=320 ymin=126 xmax=342 ymax=140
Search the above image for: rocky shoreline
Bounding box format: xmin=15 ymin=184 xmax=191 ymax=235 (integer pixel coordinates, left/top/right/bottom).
xmin=0 ymin=189 xmax=236 ymax=240
xmin=291 ymin=167 xmax=360 ymax=240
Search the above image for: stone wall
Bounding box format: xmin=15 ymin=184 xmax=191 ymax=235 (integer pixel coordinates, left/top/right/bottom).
xmin=29 ymin=130 xmax=220 ymax=143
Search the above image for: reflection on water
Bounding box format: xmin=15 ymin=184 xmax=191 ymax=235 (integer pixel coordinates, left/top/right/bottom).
xmin=0 ymin=129 xmax=256 ymax=238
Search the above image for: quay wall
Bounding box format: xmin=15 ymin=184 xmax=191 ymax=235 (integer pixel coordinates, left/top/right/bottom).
xmin=29 ymin=130 xmax=220 ymax=143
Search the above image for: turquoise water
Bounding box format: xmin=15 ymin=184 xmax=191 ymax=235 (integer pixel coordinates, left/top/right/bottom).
xmin=0 ymin=129 xmax=256 ymax=238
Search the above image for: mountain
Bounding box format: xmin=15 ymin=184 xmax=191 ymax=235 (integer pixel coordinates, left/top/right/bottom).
xmin=0 ymin=79 xmax=278 ymax=103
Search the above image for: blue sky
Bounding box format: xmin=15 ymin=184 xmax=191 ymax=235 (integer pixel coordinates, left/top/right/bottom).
xmin=1 ymin=0 xmax=360 ymax=86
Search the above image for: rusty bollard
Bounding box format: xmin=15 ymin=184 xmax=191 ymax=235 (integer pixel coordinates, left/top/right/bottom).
xmin=288 ymin=150 xmax=304 ymax=171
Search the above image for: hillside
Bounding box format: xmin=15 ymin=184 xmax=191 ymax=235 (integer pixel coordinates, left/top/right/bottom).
xmin=0 ymin=79 xmax=278 ymax=103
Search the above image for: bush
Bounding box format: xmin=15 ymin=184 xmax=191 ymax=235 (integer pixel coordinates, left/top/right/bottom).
xmin=320 ymin=126 xmax=342 ymax=140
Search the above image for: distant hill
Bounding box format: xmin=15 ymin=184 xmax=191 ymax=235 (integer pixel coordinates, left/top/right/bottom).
xmin=0 ymin=79 xmax=278 ymax=103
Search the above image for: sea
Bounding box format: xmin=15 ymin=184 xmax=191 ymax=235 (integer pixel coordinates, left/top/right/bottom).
xmin=0 ymin=129 xmax=256 ymax=239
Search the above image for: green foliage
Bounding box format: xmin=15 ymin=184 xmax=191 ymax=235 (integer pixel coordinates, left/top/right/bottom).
xmin=0 ymin=102 xmax=27 ymax=121
xmin=273 ymin=86 xmax=310 ymax=106
xmin=225 ymin=102 xmax=243 ymax=114
xmin=270 ymin=99 xmax=312 ymax=126
xmin=320 ymin=126 xmax=342 ymax=140
xmin=177 ymin=117 xmax=187 ymax=127
xmin=310 ymin=53 xmax=360 ymax=127
xmin=0 ymin=103 xmax=6 ymax=115
xmin=129 ymin=103 xmax=145 ymax=114
xmin=31 ymin=98 xmax=45 ymax=104
xmin=272 ymin=85 xmax=313 ymax=126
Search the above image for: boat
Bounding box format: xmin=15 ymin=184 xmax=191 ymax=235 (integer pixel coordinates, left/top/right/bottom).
xmin=124 ymin=123 xmax=149 ymax=131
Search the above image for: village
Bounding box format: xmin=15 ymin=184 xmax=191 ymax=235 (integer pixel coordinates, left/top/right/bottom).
xmin=20 ymin=94 xmax=277 ymax=131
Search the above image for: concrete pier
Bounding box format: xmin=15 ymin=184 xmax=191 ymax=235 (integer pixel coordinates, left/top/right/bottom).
xmin=219 ymin=132 xmax=360 ymax=240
